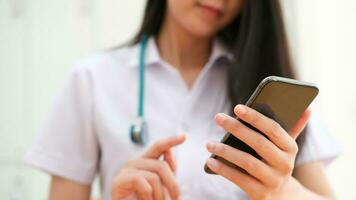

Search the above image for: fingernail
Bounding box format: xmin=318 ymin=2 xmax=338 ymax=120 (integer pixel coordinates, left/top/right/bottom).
xmin=206 ymin=141 xmax=216 ymax=150
xmin=215 ymin=113 xmax=226 ymax=125
xmin=214 ymin=143 xmax=224 ymax=152
xmin=207 ymin=158 xmax=220 ymax=169
xmin=236 ymin=105 xmax=246 ymax=115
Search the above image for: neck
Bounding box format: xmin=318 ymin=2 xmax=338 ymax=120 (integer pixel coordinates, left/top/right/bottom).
xmin=156 ymin=15 xmax=213 ymax=70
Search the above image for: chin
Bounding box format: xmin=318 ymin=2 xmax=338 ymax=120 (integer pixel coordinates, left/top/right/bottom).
xmin=185 ymin=24 xmax=220 ymax=39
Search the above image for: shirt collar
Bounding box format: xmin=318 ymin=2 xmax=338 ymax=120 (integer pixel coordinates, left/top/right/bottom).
xmin=209 ymin=37 xmax=234 ymax=65
xmin=126 ymin=36 xmax=233 ymax=68
xmin=126 ymin=37 xmax=161 ymax=68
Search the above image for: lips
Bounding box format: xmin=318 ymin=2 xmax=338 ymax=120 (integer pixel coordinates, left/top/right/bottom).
xmin=198 ymin=3 xmax=223 ymax=18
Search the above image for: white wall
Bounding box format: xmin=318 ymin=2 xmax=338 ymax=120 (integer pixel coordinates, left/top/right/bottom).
xmin=0 ymin=1 xmax=145 ymax=199
xmin=0 ymin=1 xmax=355 ymax=199
xmin=289 ymin=0 xmax=356 ymax=199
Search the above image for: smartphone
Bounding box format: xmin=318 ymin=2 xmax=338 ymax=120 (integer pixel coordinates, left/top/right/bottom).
xmin=204 ymin=76 xmax=319 ymax=174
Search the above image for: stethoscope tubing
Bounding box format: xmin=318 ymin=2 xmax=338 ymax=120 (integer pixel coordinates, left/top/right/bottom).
xmin=130 ymin=35 xmax=150 ymax=145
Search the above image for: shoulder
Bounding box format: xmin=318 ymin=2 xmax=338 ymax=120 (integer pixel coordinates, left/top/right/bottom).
xmin=71 ymin=44 xmax=138 ymax=78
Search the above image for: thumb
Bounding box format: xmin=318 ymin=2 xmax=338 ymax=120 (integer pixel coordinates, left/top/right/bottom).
xmin=289 ymin=108 xmax=312 ymax=140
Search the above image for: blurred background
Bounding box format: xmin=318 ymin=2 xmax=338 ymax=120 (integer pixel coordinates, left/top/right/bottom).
xmin=0 ymin=0 xmax=355 ymax=199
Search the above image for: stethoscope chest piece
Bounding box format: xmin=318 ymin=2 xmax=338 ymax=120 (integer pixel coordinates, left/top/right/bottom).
xmin=130 ymin=117 xmax=148 ymax=145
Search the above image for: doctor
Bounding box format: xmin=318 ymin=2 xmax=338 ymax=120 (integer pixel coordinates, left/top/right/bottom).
xmin=25 ymin=0 xmax=341 ymax=200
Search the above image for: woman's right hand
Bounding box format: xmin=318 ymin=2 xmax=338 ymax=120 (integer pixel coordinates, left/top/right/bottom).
xmin=111 ymin=134 xmax=186 ymax=200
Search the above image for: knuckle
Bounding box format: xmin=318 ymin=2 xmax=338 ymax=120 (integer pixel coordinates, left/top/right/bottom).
xmin=241 ymin=154 xmax=256 ymax=170
xmin=157 ymin=160 xmax=170 ymax=172
xmin=231 ymin=175 xmax=241 ymax=185
xmin=268 ymin=177 xmax=283 ymax=191
xmin=272 ymin=121 xmax=282 ymax=132
xmin=217 ymin=144 xmax=227 ymax=155
xmin=230 ymin=123 xmax=240 ymax=134
xmin=153 ymin=141 xmax=164 ymax=152
xmin=270 ymin=121 xmax=282 ymax=137
xmin=133 ymin=174 xmax=143 ymax=184
xmin=256 ymin=136 xmax=268 ymax=149
xmin=281 ymin=161 xmax=294 ymax=175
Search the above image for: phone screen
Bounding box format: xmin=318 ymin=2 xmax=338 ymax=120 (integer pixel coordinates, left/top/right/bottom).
xmin=205 ymin=76 xmax=319 ymax=174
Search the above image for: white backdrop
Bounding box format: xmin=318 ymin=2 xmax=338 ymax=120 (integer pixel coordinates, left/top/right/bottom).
xmin=0 ymin=0 xmax=355 ymax=199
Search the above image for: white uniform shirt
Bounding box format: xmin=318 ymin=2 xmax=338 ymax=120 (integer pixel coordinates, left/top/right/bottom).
xmin=25 ymin=37 xmax=341 ymax=200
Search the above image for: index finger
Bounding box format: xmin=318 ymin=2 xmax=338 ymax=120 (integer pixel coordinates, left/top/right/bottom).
xmin=288 ymin=108 xmax=312 ymax=139
xmin=233 ymin=104 xmax=294 ymax=151
xmin=164 ymin=149 xmax=177 ymax=173
xmin=142 ymin=134 xmax=186 ymax=159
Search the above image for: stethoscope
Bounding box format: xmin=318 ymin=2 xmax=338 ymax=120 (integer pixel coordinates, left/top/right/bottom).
xmin=129 ymin=35 xmax=150 ymax=145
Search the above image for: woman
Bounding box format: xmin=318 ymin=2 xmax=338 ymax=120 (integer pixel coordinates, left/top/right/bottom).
xmin=25 ymin=0 xmax=341 ymax=199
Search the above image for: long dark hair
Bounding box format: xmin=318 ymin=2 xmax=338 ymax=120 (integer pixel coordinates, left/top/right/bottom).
xmin=131 ymin=0 xmax=306 ymax=151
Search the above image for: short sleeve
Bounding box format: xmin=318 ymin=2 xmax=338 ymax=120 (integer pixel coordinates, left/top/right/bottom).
xmin=295 ymin=110 xmax=342 ymax=167
xmin=24 ymin=64 xmax=99 ymax=184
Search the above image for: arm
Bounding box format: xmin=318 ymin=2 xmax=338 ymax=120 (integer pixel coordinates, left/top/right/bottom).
xmin=293 ymin=161 xmax=336 ymax=199
xmin=49 ymin=176 xmax=91 ymax=200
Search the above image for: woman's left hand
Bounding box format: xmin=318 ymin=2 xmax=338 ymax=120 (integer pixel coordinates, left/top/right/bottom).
xmin=205 ymin=104 xmax=312 ymax=200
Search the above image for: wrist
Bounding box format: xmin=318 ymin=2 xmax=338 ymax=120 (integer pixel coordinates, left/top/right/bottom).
xmin=279 ymin=177 xmax=333 ymax=200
